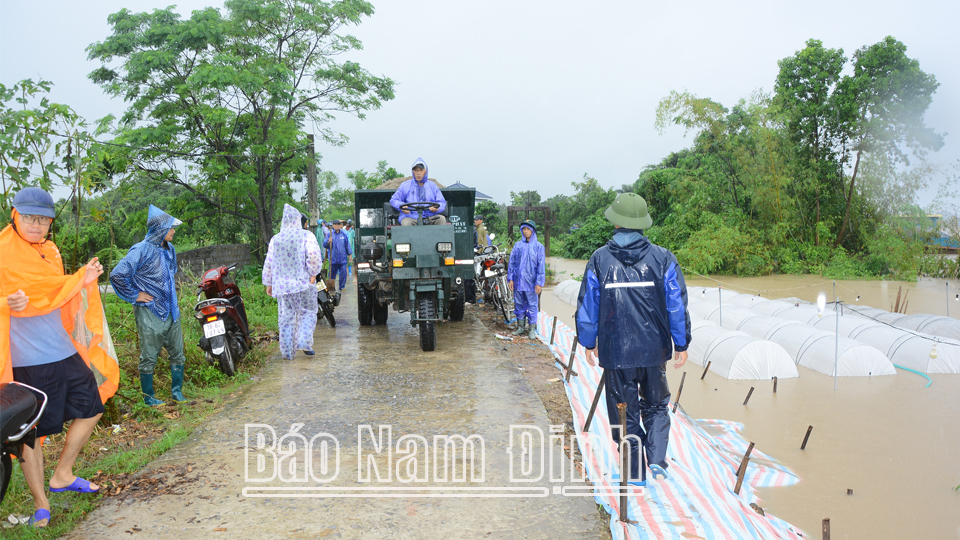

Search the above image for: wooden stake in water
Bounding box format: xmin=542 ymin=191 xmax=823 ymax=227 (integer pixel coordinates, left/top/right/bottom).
xmin=801 ymin=425 xmax=814 ymax=450
xmin=701 ymin=361 xmax=711 ymax=380
xmin=733 ymin=441 xmax=755 ymax=495
xmin=672 ymin=371 xmax=686 ymax=414
xmin=549 ymin=316 xmax=558 ymax=345
xmin=743 ymin=387 xmax=755 ymax=405
xmin=822 ymin=518 xmax=831 ymax=540
xmin=773 ymin=376 xmax=778 ymax=393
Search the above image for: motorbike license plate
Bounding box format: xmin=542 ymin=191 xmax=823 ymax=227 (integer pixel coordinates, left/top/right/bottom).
xmin=203 ymin=319 xmax=226 ymax=338
xmin=484 ymin=269 xmax=499 ymax=278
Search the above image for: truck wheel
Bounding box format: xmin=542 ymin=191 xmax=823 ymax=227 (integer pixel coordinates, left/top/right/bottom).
xmin=449 ymin=283 xmax=465 ymax=321
xmin=358 ymin=285 xmax=373 ymax=326
xmin=373 ymin=298 xmax=388 ymax=325
xmin=417 ymin=292 xmax=437 ymax=351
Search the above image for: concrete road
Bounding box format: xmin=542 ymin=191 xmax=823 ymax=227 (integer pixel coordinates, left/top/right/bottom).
xmin=65 ymin=287 xmax=601 ymax=539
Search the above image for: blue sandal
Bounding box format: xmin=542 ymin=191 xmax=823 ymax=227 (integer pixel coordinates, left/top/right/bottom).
xmin=50 ymin=476 xmax=100 ymax=493
xmin=29 ymin=508 xmax=51 ymax=527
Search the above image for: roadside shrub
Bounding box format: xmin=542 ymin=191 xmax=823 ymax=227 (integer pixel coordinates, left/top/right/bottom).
xmin=560 ymin=211 xmax=615 ymax=259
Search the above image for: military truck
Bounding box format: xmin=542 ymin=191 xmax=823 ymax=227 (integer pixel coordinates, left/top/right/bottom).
xmin=353 ymin=186 xmax=476 ymax=351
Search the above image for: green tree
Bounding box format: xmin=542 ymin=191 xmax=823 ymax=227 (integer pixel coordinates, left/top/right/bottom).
xmin=510 ymin=190 xmax=541 ymax=207
xmin=0 ymin=79 xmax=107 ymax=226
xmin=831 ymin=36 xmax=943 ymax=247
xmin=87 ymin=0 xmax=395 ymax=254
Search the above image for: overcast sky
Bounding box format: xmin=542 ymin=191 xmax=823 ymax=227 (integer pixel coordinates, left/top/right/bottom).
xmin=2 ymin=0 xmax=958 ymax=208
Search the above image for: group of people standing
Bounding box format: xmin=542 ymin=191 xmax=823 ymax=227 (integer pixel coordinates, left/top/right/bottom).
xmin=0 ymin=171 xmax=693 ymax=527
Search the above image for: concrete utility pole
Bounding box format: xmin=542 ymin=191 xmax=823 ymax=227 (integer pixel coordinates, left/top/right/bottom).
xmin=307 ymin=134 xmax=318 ymax=233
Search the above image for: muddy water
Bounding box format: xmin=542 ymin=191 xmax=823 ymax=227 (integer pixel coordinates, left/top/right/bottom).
xmin=547 ymin=257 xmax=960 ymax=539
xmin=66 ymin=288 xmax=601 ymax=539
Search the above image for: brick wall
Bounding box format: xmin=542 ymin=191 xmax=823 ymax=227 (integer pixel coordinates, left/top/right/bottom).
xmin=177 ymin=244 xmax=251 ymax=282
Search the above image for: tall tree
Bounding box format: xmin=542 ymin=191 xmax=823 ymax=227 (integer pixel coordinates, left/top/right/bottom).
xmin=87 ymin=0 xmax=395 ymax=253
xmin=831 ymin=36 xmax=943 ymax=247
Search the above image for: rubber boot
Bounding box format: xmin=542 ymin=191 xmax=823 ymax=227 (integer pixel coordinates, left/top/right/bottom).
xmin=527 ymin=322 xmax=537 ymax=339
xmin=140 ymin=373 xmax=165 ymax=406
xmin=170 ymin=364 xmax=185 ymax=402
xmin=512 ymin=319 xmax=527 ymax=336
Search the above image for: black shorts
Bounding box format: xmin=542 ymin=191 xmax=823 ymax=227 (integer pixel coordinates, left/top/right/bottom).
xmin=12 ymin=352 xmax=105 ymax=437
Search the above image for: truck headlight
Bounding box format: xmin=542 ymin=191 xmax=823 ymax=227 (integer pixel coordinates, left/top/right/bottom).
xmin=396 ymin=243 xmax=411 ymax=254
xmin=436 ymin=242 xmax=453 ymax=253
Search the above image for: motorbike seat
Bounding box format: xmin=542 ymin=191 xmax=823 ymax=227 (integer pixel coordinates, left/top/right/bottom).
xmin=0 ymin=383 xmax=37 ymax=442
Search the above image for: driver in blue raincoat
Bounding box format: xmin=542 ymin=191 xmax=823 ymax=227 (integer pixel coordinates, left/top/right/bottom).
xmin=110 ymin=205 xmax=187 ymax=406
xmin=390 ymin=158 xmax=447 ymax=226
xmin=508 ymin=219 xmax=545 ymax=339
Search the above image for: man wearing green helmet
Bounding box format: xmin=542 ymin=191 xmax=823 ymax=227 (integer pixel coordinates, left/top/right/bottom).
xmin=575 ymin=193 xmax=692 ymax=486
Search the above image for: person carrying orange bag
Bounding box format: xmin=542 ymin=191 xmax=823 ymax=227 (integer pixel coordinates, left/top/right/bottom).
xmin=0 ymin=187 xmax=120 ymax=528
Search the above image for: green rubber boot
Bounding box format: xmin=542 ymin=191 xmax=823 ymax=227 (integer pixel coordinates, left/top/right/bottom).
xmin=170 ymin=364 xmax=185 ymax=402
xmin=527 ymin=322 xmax=537 ymax=340
xmin=140 ymin=373 xmax=166 ymax=406
xmin=512 ymin=319 xmax=527 ymax=336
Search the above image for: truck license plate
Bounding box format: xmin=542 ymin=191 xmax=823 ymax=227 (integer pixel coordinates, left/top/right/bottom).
xmin=203 ymin=319 xmax=226 ymax=338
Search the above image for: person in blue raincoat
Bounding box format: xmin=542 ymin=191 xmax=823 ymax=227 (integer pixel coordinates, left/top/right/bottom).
xmin=390 ymin=158 xmax=447 ymax=225
xmin=343 ymin=220 xmax=356 ymax=277
xmin=508 ymin=219 xmax=545 ymax=338
xmin=576 ymin=193 xmax=692 ymax=486
xmin=110 ymin=205 xmax=187 ymax=405
xmin=324 ymin=220 xmax=353 ymax=292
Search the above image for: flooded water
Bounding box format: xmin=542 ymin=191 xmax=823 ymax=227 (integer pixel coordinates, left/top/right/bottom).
xmin=546 ymin=257 xmax=960 ymax=539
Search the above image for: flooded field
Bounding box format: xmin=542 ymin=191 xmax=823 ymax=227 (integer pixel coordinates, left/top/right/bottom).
xmin=546 ymin=257 xmax=960 ymax=539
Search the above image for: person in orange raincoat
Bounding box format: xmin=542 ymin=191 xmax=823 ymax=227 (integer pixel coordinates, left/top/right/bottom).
xmin=0 ymin=187 xmax=120 ymax=527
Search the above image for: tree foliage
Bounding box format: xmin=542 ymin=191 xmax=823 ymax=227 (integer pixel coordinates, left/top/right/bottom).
xmin=86 ymin=0 xmax=394 ymax=257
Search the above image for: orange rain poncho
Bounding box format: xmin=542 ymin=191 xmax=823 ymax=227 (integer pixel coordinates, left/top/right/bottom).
xmin=0 ymin=209 xmax=120 ymax=402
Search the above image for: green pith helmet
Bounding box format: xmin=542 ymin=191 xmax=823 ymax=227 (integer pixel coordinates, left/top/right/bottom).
xmin=520 ymin=219 xmax=537 ymax=233
xmin=604 ymin=193 xmax=653 ymax=229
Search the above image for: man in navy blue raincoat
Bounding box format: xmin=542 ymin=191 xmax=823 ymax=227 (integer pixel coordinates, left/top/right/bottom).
xmin=324 ymin=220 xmax=352 ymax=292
xmin=390 ymin=158 xmax=447 ymax=225
xmin=508 ymin=219 xmax=545 ymax=338
xmin=110 ymin=205 xmax=187 ymax=405
xmin=576 ymin=193 xmax=692 ymax=485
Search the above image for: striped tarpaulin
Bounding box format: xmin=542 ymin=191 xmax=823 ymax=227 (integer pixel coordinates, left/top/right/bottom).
xmin=535 ymin=311 xmax=806 ymax=539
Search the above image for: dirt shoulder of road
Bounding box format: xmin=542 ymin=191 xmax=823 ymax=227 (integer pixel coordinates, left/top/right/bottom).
xmin=470 ymin=303 xmax=613 ymax=539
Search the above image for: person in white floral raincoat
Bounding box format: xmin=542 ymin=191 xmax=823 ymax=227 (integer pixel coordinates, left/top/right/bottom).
xmin=263 ymin=204 xmax=324 ymax=359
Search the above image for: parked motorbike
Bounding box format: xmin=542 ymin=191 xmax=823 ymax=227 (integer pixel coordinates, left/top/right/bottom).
xmin=474 ymin=243 xmax=512 ymax=323
xmin=1 ymin=382 xmax=47 ymax=504
xmin=316 ymin=270 xmax=337 ymax=328
xmin=194 ymin=264 xmax=252 ymax=376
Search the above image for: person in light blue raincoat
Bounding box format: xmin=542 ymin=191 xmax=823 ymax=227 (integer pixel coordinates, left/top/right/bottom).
xmin=508 ymin=219 xmax=545 ymax=338
xmin=390 ymin=158 xmax=447 ymax=225
xmin=110 ymin=205 xmax=186 ymax=405
xmin=324 ymin=220 xmax=353 ymax=291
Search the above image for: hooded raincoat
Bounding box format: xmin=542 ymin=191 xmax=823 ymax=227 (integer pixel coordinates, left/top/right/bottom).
xmin=110 ymin=205 xmax=182 ymax=322
xmin=263 ymin=205 xmax=324 ymax=359
xmin=390 ymin=158 xmax=447 ymax=221
xmin=110 ymin=205 xmax=187 ymax=373
xmin=575 ymin=230 xmax=692 ymax=478
xmin=324 ymin=228 xmax=352 ymax=290
xmin=0 ymin=209 xmax=120 ymax=402
xmin=508 ymin=224 xmax=546 ymax=324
